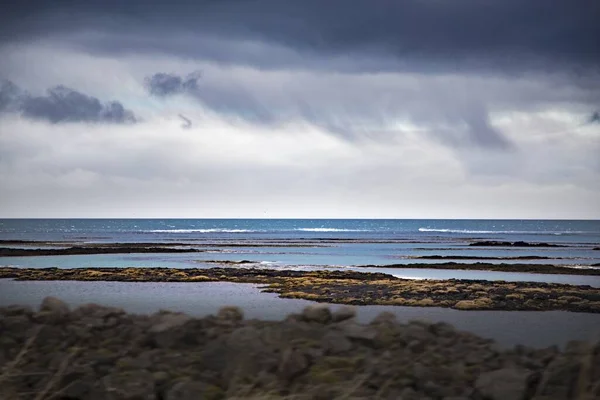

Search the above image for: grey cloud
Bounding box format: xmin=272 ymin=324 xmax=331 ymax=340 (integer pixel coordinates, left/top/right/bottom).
xmin=145 ymin=72 xmax=513 ymax=149
xmin=462 ymin=104 xmax=512 ymax=150
xmin=0 ymin=80 xmax=24 ymax=112
xmin=0 ymin=80 xmax=137 ymax=124
xmin=178 ymin=114 xmax=192 ymax=129
xmin=2 ymin=1 xmax=599 ymax=75
xmin=144 ymin=72 xmax=200 ymax=97
xmin=589 ymin=112 xmax=600 ymax=124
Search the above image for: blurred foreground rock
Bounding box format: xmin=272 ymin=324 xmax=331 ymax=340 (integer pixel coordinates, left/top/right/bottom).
xmin=0 ymin=297 xmax=598 ymax=399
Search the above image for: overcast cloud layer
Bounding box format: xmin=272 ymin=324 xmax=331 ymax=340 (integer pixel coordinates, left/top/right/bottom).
xmin=0 ymin=1 xmax=599 ymax=218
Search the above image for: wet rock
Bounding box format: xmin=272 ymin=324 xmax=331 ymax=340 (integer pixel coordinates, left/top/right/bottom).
xmin=475 ymin=367 xmax=530 ymax=400
xmin=301 ymin=305 xmax=332 ymax=324
xmin=40 ymin=296 xmax=69 ymax=314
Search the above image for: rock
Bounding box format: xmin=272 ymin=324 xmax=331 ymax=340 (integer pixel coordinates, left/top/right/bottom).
xmin=227 ymin=326 xmax=263 ymax=350
xmin=475 ymin=367 xmax=530 ymax=400
xmin=217 ymin=306 xmax=244 ymax=322
xmin=321 ymin=331 xmax=353 ymax=354
xmin=407 ymin=339 xmax=426 ymax=353
xmin=430 ymin=322 xmax=456 ymax=337
xmin=399 ymin=387 xmax=420 ymax=400
xmin=371 ymin=311 xmax=397 ymax=325
xmin=340 ymin=322 xmax=377 ymax=343
xmin=301 ymin=305 xmax=332 ymax=324
xmin=3 ymin=305 xmax=34 ymax=317
xmin=150 ymin=313 xmax=191 ymax=333
xmin=73 ymin=303 xmax=125 ymax=319
xmin=166 ymin=380 xmax=224 ymax=400
xmin=532 ymin=352 xmax=584 ymax=399
xmin=101 ymin=370 xmax=156 ymax=400
xmin=331 ymin=306 xmax=356 ymax=322
xmin=40 ymin=296 xmax=69 ymax=314
xmin=278 ymin=348 xmax=309 ymax=381
xmin=153 ymin=371 xmax=169 ymax=384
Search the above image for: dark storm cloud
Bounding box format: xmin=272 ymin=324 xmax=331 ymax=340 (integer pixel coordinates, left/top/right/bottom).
xmin=2 ymin=1 xmax=599 ymax=74
xmin=0 ymin=80 xmax=137 ymax=124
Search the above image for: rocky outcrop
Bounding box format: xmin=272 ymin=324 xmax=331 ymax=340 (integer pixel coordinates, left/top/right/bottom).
xmin=0 ymin=299 xmax=598 ymax=399
xmin=469 ymin=241 xmax=564 ymax=248
xmin=1 ymin=267 xmax=599 ymax=312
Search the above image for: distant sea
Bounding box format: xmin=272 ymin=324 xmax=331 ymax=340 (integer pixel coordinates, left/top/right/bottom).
xmin=2 ymin=218 xmax=599 ymax=243
xmin=1 ymin=219 xmax=599 ymax=274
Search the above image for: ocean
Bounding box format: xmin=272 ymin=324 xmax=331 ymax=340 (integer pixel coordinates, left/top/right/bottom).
xmin=1 ymin=219 xmax=599 ymax=273
xmin=1 ymin=218 xmax=600 ymax=347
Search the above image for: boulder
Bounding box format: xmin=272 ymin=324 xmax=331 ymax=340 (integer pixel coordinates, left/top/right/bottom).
xmin=301 ymin=305 xmax=332 ymax=324
xmin=331 ymin=306 xmax=356 ymax=322
xmin=40 ymin=296 xmax=69 ymax=314
xmin=165 ymin=380 xmax=224 ymax=400
xmin=475 ymin=367 xmax=530 ymax=400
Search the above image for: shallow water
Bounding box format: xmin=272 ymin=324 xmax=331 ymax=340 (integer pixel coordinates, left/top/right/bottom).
xmin=2 ymin=253 xmax=598 ymax=286
xmin=1 ymin=279 xmax=598 ymax=349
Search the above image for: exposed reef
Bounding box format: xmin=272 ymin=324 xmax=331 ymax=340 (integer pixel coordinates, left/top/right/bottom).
xmin=0 ymin=246 xmax=203 ymax=257
xmin=469 ymin=241 xmax=565 ymax=248
xmin=1 ymin=267 xmax=599 ymax=313
xmin=405 ymin=255 xmax=556 ymax=260
xmin=357 ymin=262 xmax=600 ymax=276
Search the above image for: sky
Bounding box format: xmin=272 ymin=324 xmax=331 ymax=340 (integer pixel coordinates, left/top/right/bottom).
xmin=0 ymin=0 xmax=599 ymax=219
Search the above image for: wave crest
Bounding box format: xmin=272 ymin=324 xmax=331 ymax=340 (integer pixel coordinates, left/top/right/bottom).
xmin=146 ymin=229 xmax=259 ymax=233
xmin=418 ymin=228 xmax=586 ymax=235
xmin=294 ymin=228 xmax=370 ymax=232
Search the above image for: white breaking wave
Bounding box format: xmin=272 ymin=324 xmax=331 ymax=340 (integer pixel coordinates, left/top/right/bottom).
xmin=146 ymin=229 xmax=259 ymax=233
xmin=294 ymin=228 xmax=370 ymax=232
xmin=418 ymin=228 xmax=587 ymax=235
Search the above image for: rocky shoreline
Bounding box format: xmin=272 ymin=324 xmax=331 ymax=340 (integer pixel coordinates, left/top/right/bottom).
xmin=1 ymin=267 xmax=599 ymax=313
xmin=1 ymin=298 xmax=598 ymax=400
